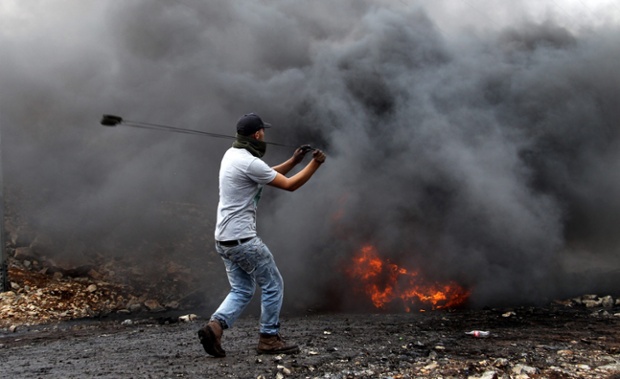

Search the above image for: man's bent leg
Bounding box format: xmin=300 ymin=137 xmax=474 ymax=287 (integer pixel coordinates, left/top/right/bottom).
xmin=253 ymin=243 xmax=283 ymax=335
xmin=199 ymin=246 xmax=256 ymax=357
xmin=253 ymin=241 xmax=299 ymax=355
xmin=211 ymin=252 xmax=256 ymax=329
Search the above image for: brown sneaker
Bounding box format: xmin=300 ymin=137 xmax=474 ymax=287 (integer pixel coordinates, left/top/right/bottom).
xmin=198 ymin=320 xmax=226 ymax=357
xmin=256 ymin=333 xmax=300 ymax=355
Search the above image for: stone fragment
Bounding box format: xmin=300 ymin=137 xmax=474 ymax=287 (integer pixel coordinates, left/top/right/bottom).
xmin=14 ymin=247 xmax=35 ymax=260
xmin=143 ymin=299 xmax=165 ymax=312
xmin=128 ymin=303 xmax=142 ymax=313
xmin=583 ymin=299 xmax=602 ymax=308
xmin=599 ymin=363 xmax=620 ymax=371
xmin=600 ymin=295 xmax=614 ymax=307
xmin=512 ymin=364 xmax=538 ymax=375
xmin=472 ymin=371 xmax=498 ymax=379
xmin=0 ymin=291 xmax=16 ymax=300
xmin=276 ymin=365 xmax=291 ymax=375
xmin=423 ymin=362 xmax=438 ymax=371
xmin=88 ymin=269 xmax=103 ymax=280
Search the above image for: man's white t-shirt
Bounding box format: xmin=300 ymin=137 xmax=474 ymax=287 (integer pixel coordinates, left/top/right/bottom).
xmin=214 ymin=148 xmax=277 ymax=241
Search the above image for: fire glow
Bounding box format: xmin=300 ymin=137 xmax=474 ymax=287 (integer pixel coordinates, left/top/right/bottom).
xmin=347 ymin=244 xmax=470 ymax=312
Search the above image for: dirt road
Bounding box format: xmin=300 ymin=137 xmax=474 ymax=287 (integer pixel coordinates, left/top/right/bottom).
xmin=2 ymin=304 xmax=620 ymax=378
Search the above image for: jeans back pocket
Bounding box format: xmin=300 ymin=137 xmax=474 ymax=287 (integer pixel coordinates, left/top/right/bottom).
xmin=227 ymin=245 xmax=259 ymax=274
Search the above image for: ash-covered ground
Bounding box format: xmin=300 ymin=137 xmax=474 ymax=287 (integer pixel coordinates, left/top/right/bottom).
xmin=2 ymin=302 xmax=620 ymax=378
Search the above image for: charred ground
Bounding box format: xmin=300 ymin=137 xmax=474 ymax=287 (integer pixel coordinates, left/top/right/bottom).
xmin=1 ymin=301 xmax=620 ymax=378
xmin=2 ymin=253 xmax=620 ymax=378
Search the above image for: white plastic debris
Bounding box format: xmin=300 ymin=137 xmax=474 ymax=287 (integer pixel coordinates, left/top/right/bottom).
xmin=466 ymin=330 xmax=490 ymax=338
xmin=178 ymin=314 xmax=198 ymax=322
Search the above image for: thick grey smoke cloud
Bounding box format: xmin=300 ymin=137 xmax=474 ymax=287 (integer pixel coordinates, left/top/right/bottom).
xmin=1 ymin=1 xmax=619 ymax=309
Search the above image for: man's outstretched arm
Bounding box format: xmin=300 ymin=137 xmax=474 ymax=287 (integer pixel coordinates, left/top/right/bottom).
xmin=268 ymin=150 xmax=326 ymax=192
xmin=272 ymin=145 xmax=313 ymax=175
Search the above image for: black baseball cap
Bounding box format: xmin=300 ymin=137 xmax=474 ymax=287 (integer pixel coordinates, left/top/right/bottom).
xmin=236 ymin=113 xmax=272 ymax=136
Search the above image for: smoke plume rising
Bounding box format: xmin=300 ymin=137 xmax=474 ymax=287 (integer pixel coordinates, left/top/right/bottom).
xmin=1 ymin=0 xmax=619 ymax=310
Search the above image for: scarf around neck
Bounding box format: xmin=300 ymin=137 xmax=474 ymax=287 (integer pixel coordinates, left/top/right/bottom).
xmin=232 ymin=133 xmax=267 ymax=158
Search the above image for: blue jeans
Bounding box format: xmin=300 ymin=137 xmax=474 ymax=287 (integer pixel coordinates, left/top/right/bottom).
xmin=211 ymin=237 xmax=284 ymax=335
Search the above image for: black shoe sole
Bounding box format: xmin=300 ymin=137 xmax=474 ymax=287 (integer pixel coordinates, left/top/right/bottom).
xmin=198 ymin=327 xmax=226 ymax=357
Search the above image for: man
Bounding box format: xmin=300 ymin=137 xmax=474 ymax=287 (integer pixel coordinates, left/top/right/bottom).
xmin=198 ymin=113 xmax=326 ymax=357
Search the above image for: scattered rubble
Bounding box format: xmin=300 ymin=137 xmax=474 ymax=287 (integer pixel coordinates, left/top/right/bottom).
xmin=1 ymin=199 xmax=218 ymax=329
xmin=0 ymin=266 xmax=128 ymax=328
xmin=0 ymin=248 xmax=207 ymax=329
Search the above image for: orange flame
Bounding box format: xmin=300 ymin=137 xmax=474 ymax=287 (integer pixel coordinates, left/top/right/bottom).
xmin=346 ymin=244 xmax=470 ymax=311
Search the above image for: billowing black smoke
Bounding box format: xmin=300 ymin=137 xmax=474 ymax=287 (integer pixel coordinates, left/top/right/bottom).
xmin=1 ymin=1 xmax=619 ymax=309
